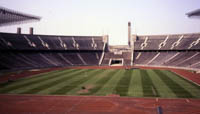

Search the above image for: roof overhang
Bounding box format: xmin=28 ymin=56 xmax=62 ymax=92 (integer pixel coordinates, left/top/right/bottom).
xmin=186 ymin=9 xmax=200 ymax=18
xmin=0 ymin=6 xmax=41 ymax=26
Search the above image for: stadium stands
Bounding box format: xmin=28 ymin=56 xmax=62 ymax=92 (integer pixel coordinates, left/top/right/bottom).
xmin=133 ymin=33 xmax=200 ymax=71
xmin=0 ymin=32 xmax=106 ymax=71
xmin=134 ymin=33 xmax=200 ymax=50
xmin=0 ymin=31 xmax=200 ymax=71
xmin=0 ymin=33 xmax=104 ymax=50
xmin=101 ymin=51 xmax=132 ymax=66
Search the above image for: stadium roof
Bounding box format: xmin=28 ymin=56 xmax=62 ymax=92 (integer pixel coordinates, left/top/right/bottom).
xmin=186 ymin=9 xmax=200 ymax=17
xmin=0 ymin=6 xmax=41 ymax=26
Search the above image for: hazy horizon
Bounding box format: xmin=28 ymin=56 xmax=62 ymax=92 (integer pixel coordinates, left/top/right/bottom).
xmin=0 ymin=0 xmax=200 ymax=45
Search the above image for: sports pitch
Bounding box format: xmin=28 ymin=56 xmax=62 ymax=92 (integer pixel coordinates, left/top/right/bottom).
xmin=0 ymin=69 xmax=200 ymax=98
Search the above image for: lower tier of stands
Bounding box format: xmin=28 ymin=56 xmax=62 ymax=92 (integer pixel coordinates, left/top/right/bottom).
xmin=0 ymin=52 xmax=102 ymax=71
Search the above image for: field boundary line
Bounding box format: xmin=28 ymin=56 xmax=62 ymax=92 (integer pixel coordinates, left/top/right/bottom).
xmin=171 ymin=71 xmax=200 ymax=87
xmin=1 ymin=93 xmax=200 ymax=100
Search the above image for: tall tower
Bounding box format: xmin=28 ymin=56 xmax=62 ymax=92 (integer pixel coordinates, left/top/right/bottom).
xmin=128 ymin=22 xmax=131 ymax=46
xmin=29 ymin=27 xmax=34 ymax=35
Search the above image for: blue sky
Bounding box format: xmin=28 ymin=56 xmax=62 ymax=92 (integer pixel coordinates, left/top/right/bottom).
xmin=0 ymin=0 xmax=200 ymax=45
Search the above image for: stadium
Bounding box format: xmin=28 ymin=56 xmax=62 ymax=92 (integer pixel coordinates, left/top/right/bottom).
xmin=0 ymin=2 xmax=200 ymax=114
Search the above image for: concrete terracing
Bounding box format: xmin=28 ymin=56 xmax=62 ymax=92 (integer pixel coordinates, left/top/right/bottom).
xmin=101 ymin=45 xmax=132 ymax=66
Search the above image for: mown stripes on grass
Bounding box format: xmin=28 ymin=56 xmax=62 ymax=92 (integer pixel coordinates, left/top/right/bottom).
xmin=94 ymin=70 xmax=123 ymax=95
xmin=19 ymin=69 xmax=92 ymax=94
xmin=0 ymin=69 xmax=62 ymax=87
xmin=147 ymin=70 xmax=177 ymax=98
xmin=115 ymin=70 xmax=132 ymax=96
xmin=80 ymin=70 xmax=119 ymax=95
xmin=67 ymin=69 xmax=108 ymax=94
xmin=39 ymin=69 xmax=109 ymax=95
xmin=153 ymin=70 xmax=194 ymax=98
xmin=167 ymin=71 xmax=200 ymax=89
xmin=140 ymin=70 xmax=159 ymax=97
xmin=50 ymin=69 xmax=104 ymax=95
xmin=128 ymin=70 xmax=143 ymax=97
xmin=162 ymin=70 xmax=200 ymax=98
xmin=0 ymin=69 xmax=199 ymax=98
xmin=0 ymin=69 xmax=77 ymax=93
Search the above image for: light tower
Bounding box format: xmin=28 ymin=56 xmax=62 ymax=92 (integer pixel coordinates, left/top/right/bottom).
xmin=128 ymin=22 xmax=131 ymax=46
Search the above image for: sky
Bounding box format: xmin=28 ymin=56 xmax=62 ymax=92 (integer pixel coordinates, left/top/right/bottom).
xmin=0 ymin=0 xmax=200 ymax=45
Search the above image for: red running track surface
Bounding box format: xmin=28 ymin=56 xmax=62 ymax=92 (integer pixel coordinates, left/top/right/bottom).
xmin=0 ymin=94 xmax=200 ymax=114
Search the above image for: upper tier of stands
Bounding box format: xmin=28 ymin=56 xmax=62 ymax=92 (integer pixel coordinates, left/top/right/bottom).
xmin=0 ymin=33 xmax=105 ymax=51
xmin=134 ymin=33 xmax=200 ymax=50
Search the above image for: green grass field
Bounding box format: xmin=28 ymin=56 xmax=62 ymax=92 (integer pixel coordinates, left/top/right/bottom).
xmin=0 ymin=69 xmax=200 ymax=98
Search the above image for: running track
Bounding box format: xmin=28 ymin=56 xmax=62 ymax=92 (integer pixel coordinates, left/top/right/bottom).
xmin=0 ymin=94 xmax=200 ymax=114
